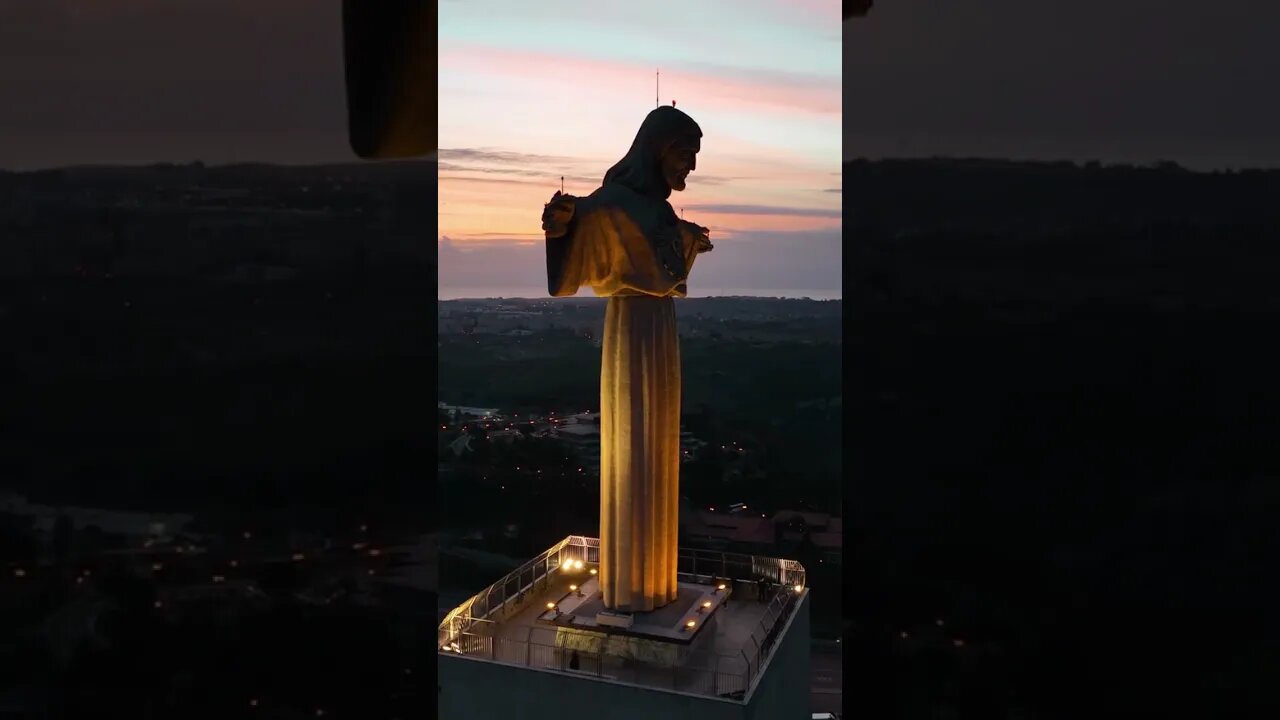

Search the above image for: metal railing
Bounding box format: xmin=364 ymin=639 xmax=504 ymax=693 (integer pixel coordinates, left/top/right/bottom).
xmin=438 ymin=535 xmax=593 ymax=647
xmin=438 ymin=536 xmax=805 ymax=702
xmin=446 ymin=626 xmax=751 ymax=698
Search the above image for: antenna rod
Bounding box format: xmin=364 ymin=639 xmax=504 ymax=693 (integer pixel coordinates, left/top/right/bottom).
xmin=656 ymin=69 xmax=659 ymax=109
xmin=560 ymin=176 xmax=564 ymax=193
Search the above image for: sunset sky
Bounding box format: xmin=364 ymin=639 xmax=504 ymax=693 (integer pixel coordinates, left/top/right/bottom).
xmin=437 ymin=0 xmax=843 ymax=297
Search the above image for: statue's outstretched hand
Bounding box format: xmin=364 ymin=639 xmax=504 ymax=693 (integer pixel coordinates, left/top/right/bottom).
xmin=682 ymin=220 xmax=713 ymax=253
xmin=542 ymin=191 xmax=576 ymax=238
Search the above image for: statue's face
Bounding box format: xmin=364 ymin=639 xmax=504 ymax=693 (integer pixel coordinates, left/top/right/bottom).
xmin=661 ymin=136 xmax=699 ymax=192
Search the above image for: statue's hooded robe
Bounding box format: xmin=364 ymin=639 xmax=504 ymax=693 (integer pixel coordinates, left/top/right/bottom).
xmin=546 ymin=106 xmax=706 ymax=612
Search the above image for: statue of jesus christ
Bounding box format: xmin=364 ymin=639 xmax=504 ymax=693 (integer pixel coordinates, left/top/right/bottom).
xmin=541 ymin=106 xmax=712 ymax=612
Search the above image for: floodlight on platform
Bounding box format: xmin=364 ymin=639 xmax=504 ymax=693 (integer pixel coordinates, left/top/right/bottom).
xmin=794 ymin=584 xmax=803 ymax=593
xmin=685 ymin=620 xmax=697 ymax=630
xmin=701 ymin=601 xmax=712 ymax=612
xmin=716 ymin=583 xmax=726 ymax=592
xmin=590 ymin=568 xmax=598 ymax=575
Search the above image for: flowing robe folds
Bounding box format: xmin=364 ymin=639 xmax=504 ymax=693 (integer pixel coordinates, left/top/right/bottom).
xmin=547 ymin=182 xmax=703 ymax=612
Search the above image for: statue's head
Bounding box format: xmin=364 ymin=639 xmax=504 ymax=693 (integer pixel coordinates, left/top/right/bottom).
xmin=604 ymin=106 xmax=702 ymax=199
xmin=661 ymin=132 xmax=700 ymax=193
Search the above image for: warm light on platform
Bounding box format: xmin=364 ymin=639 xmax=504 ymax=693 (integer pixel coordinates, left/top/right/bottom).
xmin=794 ymin=584 xmax=803 ymax=593
xmin=685 ymin=620 xmax=697 ymax=630
xmin=717 ymin=583 xmax=726 ymax=591
xmin=590 ymin=568 xmax=598 ymax=575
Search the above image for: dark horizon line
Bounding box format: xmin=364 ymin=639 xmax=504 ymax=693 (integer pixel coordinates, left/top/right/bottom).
xmin=0 ymin=157 xmax=437 ymax=175
xmin=847 ymin=155 xmax=1280 ymax=174
xmin=438 ymin=295 xmax=843 ymax=301
xmin=8 ymin=154 xmax=1278 ymax=175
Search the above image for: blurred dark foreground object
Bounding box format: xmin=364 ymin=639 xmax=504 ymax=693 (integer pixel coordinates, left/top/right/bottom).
xmin=342 ymin=0 xmax=434 ymax=159
xmin=846 ymin=0 xmax=873 ymax=18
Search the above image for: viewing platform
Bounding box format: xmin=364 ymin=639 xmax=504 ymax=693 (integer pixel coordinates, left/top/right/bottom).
xmin=438 ymin=536 xmax=810 ymax=717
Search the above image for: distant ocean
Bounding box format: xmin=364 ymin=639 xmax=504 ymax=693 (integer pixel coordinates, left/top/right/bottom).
xmin=438 ymin=287 xmax=842 ymax=301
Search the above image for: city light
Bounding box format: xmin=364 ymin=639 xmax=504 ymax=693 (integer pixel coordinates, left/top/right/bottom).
xmin=685 ymin=620 xmax=697 ymax=630
xmin=13 ymin=568 xmax=25 ymax=578
xmin=717 ymin=583 xmax=726 ymax=592
xmin=794 ymin=584 xmax=803 ymax=593
xmin=292 ymin=553 xmax=306 ymax=561
xmin=589 ymin=568 xmax=598 ymax=575
xmin=701 ymin=601 xmax=712 ymax=611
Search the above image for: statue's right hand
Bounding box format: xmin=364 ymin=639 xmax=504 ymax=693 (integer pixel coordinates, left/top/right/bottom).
xmin=542 ymin=191 xmax=576 ymax=238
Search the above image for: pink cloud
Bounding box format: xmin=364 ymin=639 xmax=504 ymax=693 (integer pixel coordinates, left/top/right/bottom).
xmin=439 ymin=44 xmax=840 ymax=117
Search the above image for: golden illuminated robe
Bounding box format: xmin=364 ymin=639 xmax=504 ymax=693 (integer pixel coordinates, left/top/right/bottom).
xmin=547 ymin=182 xmax=704 ymax=612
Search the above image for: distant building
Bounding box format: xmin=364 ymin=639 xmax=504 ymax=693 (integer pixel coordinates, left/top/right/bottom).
xmin=488 ymin=428 xmax=524 ymax=445
xmin=681 ymin=509 xmax=843 ymax=566
xmin=0 ymin=493 xmax=193 ymax=547
xmin=773 ymin=511 xmax=842 ymax=566
xmin=438 ymin=402 xmax=498 ymax=419
xmin=680 ymin=431 xmax=707 ymax=462
xmin=553 ymin=423 xmax=601 ymax=473
xmin=682 ymin=511 xmax=775 ymax=554
xmin=448 ymin=433 xmax=474 ymax=457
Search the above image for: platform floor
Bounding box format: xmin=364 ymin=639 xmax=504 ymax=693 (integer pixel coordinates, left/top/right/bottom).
xmin=484 ymin=571 xmax=774 ymax=696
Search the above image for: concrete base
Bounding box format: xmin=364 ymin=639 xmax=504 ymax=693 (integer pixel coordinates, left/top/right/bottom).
xmin=535 ymin=578 xmax=732 ymax=665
